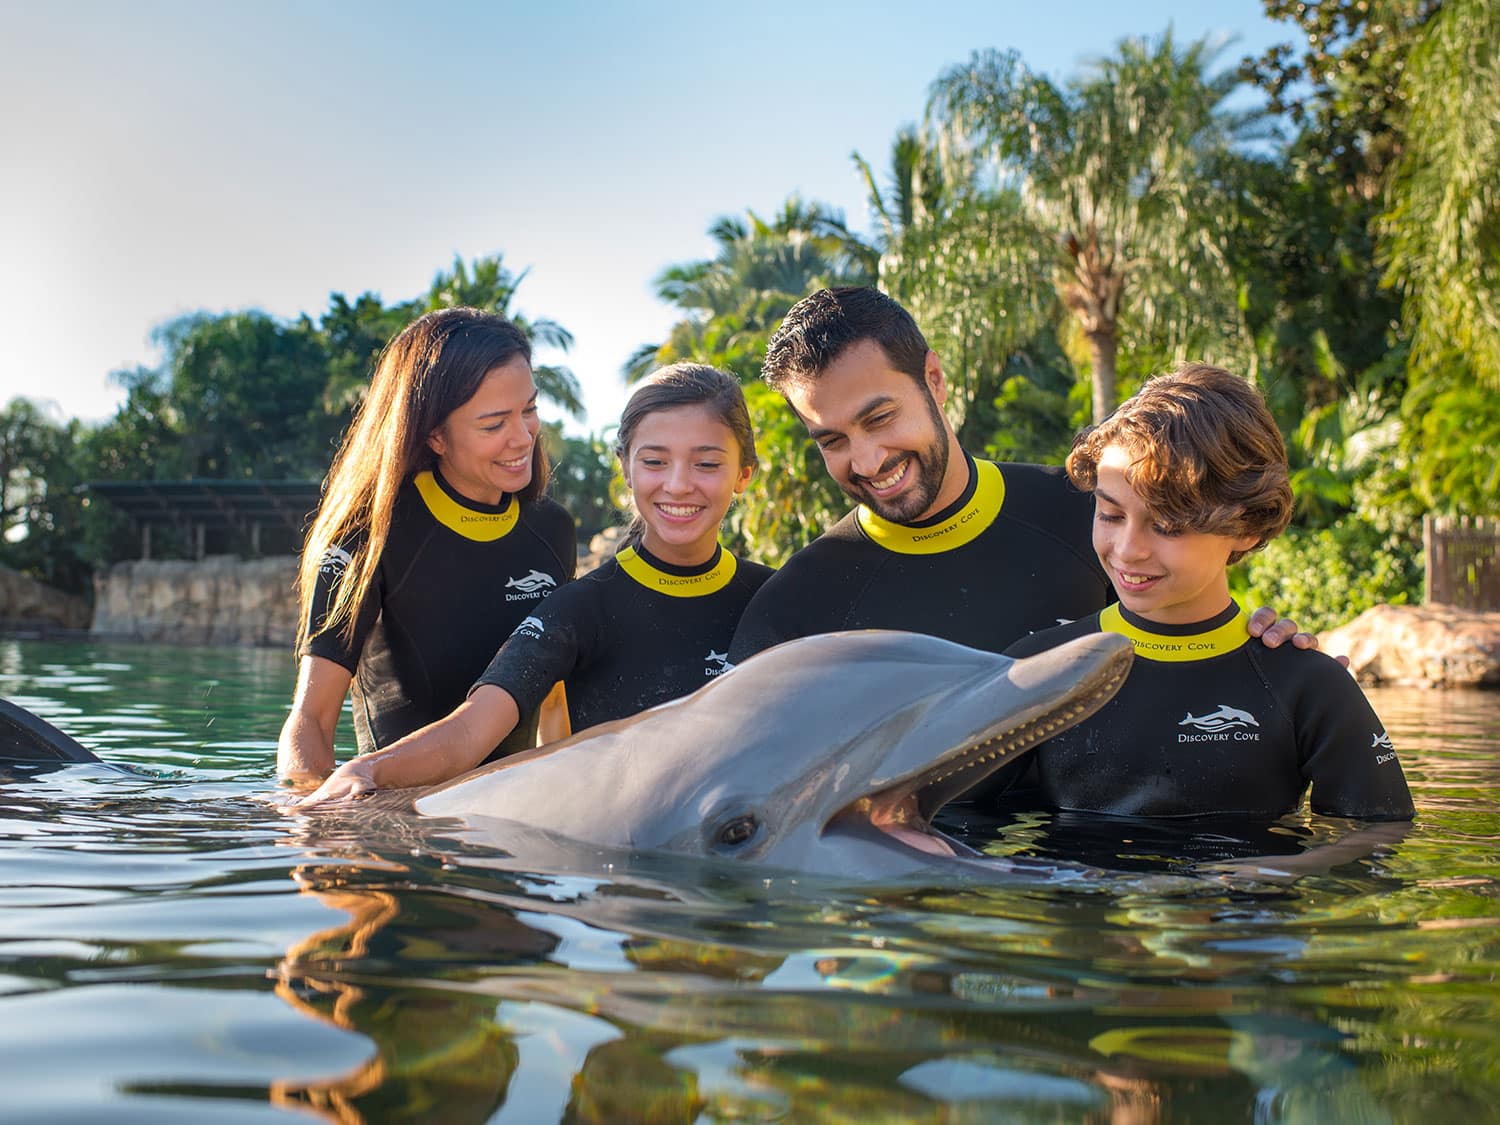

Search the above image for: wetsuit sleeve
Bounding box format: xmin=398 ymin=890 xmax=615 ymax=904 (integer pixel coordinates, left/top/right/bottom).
xmin=301 ymin=535 xmax=381 ymax=672
xmin=472 ymin=589 xmax=587 ymax=716
xmin=727 ymin=574 xmax=803 ymax=664
xmin=1291 ymin=655 xmax=1415 ymax=820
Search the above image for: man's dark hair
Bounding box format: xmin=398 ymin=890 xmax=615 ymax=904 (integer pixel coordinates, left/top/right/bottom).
xmin=762 ymin=287 xmax=930 ymax=392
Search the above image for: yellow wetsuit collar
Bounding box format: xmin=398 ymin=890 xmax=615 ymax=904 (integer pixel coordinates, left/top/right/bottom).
xmin=617 ymin=543 xmax=738 ymax=598
xmin=414 ymin=469 xmax=520 ymax=542
xmin=1100 ymin=601 xmax=1251 ymax=662
xmin=856 ymin=457 xmax=1005 ymax=555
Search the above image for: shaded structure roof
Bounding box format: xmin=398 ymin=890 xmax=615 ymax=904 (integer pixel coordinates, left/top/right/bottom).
xmin=86 ymin=479 xmax=322 ymax=537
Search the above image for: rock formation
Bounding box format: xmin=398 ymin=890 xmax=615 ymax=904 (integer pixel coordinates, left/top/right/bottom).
xmin=1321 ymin=604 xmax=1500 ymax=688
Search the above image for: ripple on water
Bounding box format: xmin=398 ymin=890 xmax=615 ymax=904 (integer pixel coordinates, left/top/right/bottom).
xmin=0 ymin=640 xmax=1496 ymax=1119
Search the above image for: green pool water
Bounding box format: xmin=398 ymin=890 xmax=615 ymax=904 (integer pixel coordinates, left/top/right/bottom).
xmin=1 ymin=636 xmax=1497 ymax=1122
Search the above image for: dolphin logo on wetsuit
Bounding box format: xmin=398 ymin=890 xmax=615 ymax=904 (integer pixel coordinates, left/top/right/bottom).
xmin=505 ymin=570 xmax=557 ymax=594
xmin=317 ymin=546 xmax=352 ymax=580
xmin=1179 ymin=704 xmax=1260 ymax=733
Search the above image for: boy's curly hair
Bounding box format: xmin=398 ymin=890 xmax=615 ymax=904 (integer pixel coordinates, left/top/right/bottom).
xmin=1066 ymin=364 xmax=1293 ymax=564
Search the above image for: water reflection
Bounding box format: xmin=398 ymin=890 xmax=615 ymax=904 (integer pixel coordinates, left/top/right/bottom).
xmin=257 ymin=800 xmax=1484 ymax=1123
xmin=1 ymin=638 xmax=1498 ymax=1120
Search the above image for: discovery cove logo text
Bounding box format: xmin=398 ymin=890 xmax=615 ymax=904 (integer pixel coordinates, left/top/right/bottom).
xmin=1178 ymin=704 xmax=1261 ymax=743
xmin=1372 ymin=730 xmax=1398 ymax=764
xmin=505 ymin=570 xmax=557 ymax=601
xmin=513 ymin=616 xmax=545 ymax=640
xmin=317 ymin=545 xmax=352 ymax=581
xmin=704 ymin=650 xmax=731 ymax=677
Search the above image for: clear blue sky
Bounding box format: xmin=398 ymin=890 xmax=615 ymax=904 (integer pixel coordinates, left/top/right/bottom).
xmin=0 ymin=0 xmax=1290 ymax=437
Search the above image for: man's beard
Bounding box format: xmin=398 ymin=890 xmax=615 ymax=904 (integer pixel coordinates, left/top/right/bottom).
xmin=848 ymin=393 xmax=952 ymax=525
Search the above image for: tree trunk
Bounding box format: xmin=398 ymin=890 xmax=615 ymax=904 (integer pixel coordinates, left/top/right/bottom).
xmin=1088 ymin=325 xmax=1119 ymax=424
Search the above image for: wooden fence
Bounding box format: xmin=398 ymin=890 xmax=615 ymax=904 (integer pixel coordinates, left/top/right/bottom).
xmin=1424 ymin=515 xmax=1500 ymax=611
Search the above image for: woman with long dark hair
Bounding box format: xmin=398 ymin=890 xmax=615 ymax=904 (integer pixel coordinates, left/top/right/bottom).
xmin=277 ymin=307 xmax=575 ymax=786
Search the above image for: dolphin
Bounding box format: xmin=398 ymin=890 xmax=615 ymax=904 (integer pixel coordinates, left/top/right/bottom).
xmin=412 ymin=629 xmax=1134 ymax=882
xmin=3 ymin=634 xmax=1397 ymax=884
xmin=1 ymin=697 xmax=98 ymax=763
xmin=0 ymin=632 xmax=1133 ymax=881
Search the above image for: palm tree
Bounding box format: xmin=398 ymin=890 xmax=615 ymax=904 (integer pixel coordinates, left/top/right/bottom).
xmin=929 ymin=32 xmax=1258 ymax=422
xmin=426 ymin=254 xmax=586 ymax=420
xmin=627 ymin=197 xmax=876 ymax=383
xmin=855 ymin=127 xmax=1068 ymax=448
xmin=1375 ymin=0 xmax=1500 ymax=515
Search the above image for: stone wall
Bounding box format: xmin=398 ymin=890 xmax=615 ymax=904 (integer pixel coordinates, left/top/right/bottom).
xmin=85 ymin=534 xmax=605 ymax=649
xmin=91 ymin=556 xmax=299 ymax=647
xmin=0 ymin=564 xmax=92 ymax=631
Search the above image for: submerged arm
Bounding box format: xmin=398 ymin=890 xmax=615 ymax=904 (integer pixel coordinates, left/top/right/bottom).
xmin=1203 ymin=821 xmax=1412 ymax=884
xmin=285 ymin=685 xmax=521 ymax=808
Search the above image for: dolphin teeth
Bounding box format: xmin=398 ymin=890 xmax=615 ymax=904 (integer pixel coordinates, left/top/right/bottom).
xmin=923 ymin=680 xmax=1125 ymax=800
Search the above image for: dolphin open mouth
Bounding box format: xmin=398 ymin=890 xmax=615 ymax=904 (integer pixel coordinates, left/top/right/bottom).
xmin=824 ymin=634 xmax=1134 ymax=858
xmin=845 ymin=792 xmax=963 ymax=856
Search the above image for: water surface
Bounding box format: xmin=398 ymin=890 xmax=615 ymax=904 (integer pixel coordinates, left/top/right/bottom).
xmin=1 ymin=637 xmax=1497 ymax=1122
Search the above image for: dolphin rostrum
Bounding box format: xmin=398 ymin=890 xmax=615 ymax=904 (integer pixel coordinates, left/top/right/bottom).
xmin=414 ymin=630 xmax=1133 ymax=881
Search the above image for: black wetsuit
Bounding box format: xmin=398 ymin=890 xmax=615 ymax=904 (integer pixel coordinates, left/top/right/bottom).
xmin=304 ymin=469 xmax=575 ymax=758
xmin=476 ymin=543 xmax=772 ymax=732
xmin=976 ymin=601 xmax=1415 ymax=820
xmin=728 ymin=455 xmax=1111 ymax=661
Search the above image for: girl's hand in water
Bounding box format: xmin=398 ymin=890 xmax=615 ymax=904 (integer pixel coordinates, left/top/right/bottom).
xmin=280 ymin=759 xmax=377 ymax=809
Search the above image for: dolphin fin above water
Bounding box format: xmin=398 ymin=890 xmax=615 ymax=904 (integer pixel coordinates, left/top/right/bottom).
xmin=0 ymin=697 xmax=98 ymax=763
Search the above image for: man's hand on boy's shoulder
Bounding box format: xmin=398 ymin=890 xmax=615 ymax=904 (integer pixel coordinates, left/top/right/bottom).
xmin=1247 ymin=606 xmax=1351 ymax=669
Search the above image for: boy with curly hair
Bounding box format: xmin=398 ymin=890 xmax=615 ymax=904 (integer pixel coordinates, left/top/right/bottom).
xmin=978 ymin=364 xmax=1413 ymax=821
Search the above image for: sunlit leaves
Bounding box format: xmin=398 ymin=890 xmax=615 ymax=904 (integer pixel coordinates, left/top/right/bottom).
xmin=927 ymin=32 xmax=1256 ymax=422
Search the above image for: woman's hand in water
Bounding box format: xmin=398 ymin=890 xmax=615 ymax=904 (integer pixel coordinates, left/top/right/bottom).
xmin=281 ymin=759 xmax=378 ymax=809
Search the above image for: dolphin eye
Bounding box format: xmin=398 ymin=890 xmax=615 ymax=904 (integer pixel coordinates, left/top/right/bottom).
xmin=717 ymin=815 xmax=759 ymax=848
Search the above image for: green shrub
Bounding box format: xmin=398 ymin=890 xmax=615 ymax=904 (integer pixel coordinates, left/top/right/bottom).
xmin=1233 ymin=517 xmax=1423 ymax=634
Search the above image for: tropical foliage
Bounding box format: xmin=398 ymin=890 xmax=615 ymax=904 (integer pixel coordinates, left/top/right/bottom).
xmin=1377 ymin=0 xmax=1500 ymax=516
xmin=1 ymin=255 xmax=583 ymax=591
xmin=5 ymin=8 xmax=1496 ymax=627
xmin=926 ymin=32 xmax=1256 ymax=423
xmin=626 ymin=199 xmax=873 ymax=385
